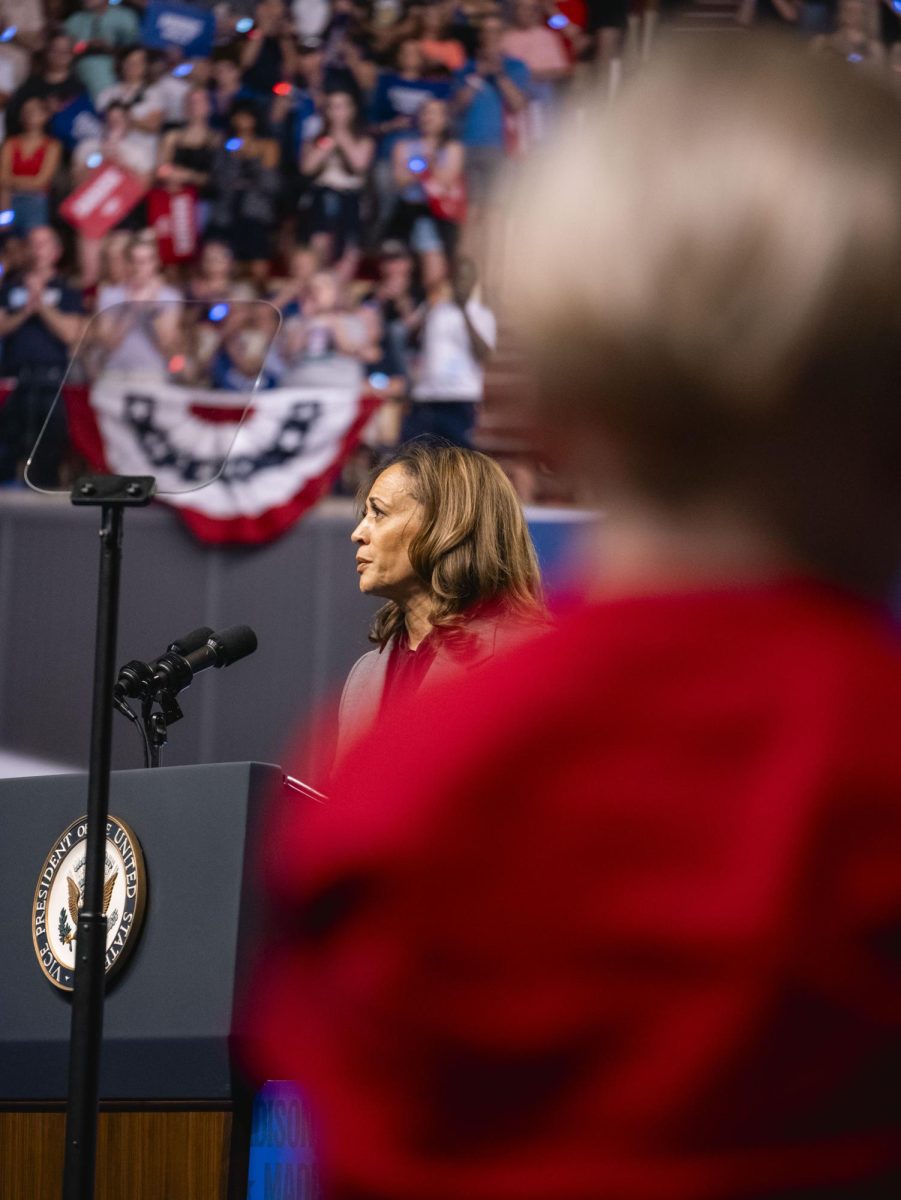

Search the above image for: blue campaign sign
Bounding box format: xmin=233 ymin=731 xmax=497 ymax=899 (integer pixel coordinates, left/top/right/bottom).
xmin=247 ymin=1080 xmax=320 ymax=1199
xmin=141 ymin=0 xmax=215 ymax=57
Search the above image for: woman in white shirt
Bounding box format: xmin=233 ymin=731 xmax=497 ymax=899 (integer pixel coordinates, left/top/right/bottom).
xmin=404 ymin=256 xmax=496 ymax=448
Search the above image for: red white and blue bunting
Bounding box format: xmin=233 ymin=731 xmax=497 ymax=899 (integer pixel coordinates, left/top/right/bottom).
xmin=64 ymin=378 xmax=378 ymax=544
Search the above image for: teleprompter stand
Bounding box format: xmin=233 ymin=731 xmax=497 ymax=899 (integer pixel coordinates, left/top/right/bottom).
xmin=63 ymin=474 xmax=154 ymax=1200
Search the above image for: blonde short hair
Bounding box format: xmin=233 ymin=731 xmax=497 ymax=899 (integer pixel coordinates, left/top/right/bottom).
xmin=504 ymin=36 xmax=901 ymax=529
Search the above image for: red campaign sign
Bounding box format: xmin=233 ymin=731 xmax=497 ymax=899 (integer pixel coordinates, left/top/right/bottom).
xmin=147 ymin=187 xmax=199 ymax=264
xmin=58 ymin=164 xmax=147 ymax=239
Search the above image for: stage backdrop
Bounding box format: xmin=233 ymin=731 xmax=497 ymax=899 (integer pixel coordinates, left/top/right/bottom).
xmin=0 ymin=492 xmax=594 ymax=781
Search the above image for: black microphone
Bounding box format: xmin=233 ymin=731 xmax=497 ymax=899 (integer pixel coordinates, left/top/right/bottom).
xmin=114 ymin=659 xmax=155 ymax=701
xmin=150 ymin=625 xmax=258 ymax=696
xmin=166 ymin=626 xmax=215 ymax=656
xmin=115 ymin=627 xmax=214 ymax=699
xmin=114 ymin=625 xmax=251 ymax=700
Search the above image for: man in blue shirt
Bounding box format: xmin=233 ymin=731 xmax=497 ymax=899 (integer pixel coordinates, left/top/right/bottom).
xmin=452 ymin=15 xmax=529 ymax=211
xmin=0 ymin=226 xmax=84 ymax=487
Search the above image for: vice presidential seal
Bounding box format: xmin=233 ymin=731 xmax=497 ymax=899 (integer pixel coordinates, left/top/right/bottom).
xmin=31 ymin=814 xmax=147 ymax=991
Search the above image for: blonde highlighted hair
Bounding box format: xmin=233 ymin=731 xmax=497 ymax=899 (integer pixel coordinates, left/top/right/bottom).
xmin=501 ymin=36 xmax=901 ymax=511
xmin=363 ymin=441 xmax=545 ymax=648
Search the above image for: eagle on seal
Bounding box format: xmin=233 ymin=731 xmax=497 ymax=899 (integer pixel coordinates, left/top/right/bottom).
xmin=64 ymin=872 xmax=118 ymax=945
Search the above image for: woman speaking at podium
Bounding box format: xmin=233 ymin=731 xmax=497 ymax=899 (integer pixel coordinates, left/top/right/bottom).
xmin=335 ymin=439 xmax=548 ymax=758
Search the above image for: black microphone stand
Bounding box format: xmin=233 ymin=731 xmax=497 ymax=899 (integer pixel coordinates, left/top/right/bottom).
xmin=63 ymin=473 xmax=154 ymax=1200
xmin=140 ymin=688 xmax=183 ymax=768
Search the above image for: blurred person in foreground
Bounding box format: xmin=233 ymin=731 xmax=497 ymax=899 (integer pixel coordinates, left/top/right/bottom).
xmin=245 ymin=36 xmax=901 ymax=1200
xmin=336 ymin=438 xmax=547 ymax=757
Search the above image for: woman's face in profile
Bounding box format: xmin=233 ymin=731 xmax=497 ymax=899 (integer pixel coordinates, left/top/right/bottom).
xmin=351 ymin=465 xmax=426 ymax=605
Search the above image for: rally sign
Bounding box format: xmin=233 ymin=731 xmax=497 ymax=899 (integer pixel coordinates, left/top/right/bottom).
xmin=141 ymin=0 xmax=216 ymax=57
xmin=147 ymin=188 xmax=199 ymax=263
xmin=65 ymin=378 xmax=379 ymax=544
xmin=58 ymin=164 xmax=147 ymax=239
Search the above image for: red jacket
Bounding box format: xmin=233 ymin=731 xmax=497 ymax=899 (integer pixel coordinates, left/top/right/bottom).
xmin=248 ymin=579 xmax=901 ymax=1199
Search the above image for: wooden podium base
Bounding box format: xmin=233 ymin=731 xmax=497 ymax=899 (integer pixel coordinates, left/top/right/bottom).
xmin=0 ymin=1103 xmax=247 ymax=1200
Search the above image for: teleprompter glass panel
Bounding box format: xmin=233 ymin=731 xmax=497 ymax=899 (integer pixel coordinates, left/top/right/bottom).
xmin=25 ymin=299 xmax=281 ymax=495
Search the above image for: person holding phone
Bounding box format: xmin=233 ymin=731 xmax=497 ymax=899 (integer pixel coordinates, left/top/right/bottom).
xmin=391 ymin=97 xmax=465 ymax=271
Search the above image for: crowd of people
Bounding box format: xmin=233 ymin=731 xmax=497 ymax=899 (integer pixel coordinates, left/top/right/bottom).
xmin=0 ymin=0 xmax=896 ymax=491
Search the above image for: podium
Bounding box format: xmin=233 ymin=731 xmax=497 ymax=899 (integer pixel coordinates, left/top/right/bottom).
xmin=0 ymin=761 xmax=284 ymax=1200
